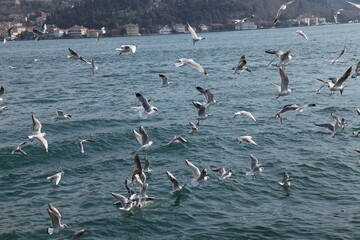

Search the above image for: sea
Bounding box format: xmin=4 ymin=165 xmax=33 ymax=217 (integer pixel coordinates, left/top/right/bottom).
xmin=1 ymin=23 xmax=360 ymax=240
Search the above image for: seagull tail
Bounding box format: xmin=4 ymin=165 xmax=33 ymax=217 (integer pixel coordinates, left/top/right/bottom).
xmin=47 ymin=227 xmax=54 ymax=235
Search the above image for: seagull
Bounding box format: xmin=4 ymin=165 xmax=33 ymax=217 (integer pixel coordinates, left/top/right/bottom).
xmin=116 ymin=45 xmax=137 ymax=54
xmin=351 ymin=61 xmax=360 ymax=79
xmin=0 ymin=85 xmax=4 ymax=101
xmin=135 ymin=92 xmax=158 ymax=118
xmin=195 ymin=86 xmax=218 ymax=108
xmin=265 ymin=50 xmax=293 ymax=67
xmin=233 ymin=111 xmax=256 ymax=121
xmin=53 ymin=110 xmax=72 ymax=121
xmin=187 ymin=23 xmax=206 ymax=45
xmin=189 ymin=121 xmax=198 ymax=133
xmin=275 ymin=104 xmax=316 ymax=123
xmin=236 ymin=136 xmax=258 ymax=145
xmin=133 ymin=125 xmax=153 ymax=152
xmin=143 ymin=156 xmax=152 ymax=173
xmin=159 ymin=74 xmax=171 ymax=87
xmin=333 ymin=9 xmax=344 ymax=23
xmin=91 ymin=58 xmax=98 ymax=75
xmin=167 ymin=135 xmax=187 ymax=145
xmin=176 ymin=58 xmax=207 ymax=75
xmin=232 ymin=15 xmax=255 ymax=24
xmin=308 ymin=83 xmax=326 ymax=94
xmin=76 ymin=139 xmax=96 ymax=153
xmin=28 ymin=115 xmax=48 ymax=152
xmin=314 ymin=113 xmax=346 ymax=138
xmin=46 ymin=172 xmax=64 ymax=185
xmin=315 ymin=66 xmax=352 ymax=95
xmin=296 ymin=30 xmax=308 ymax=40
xmin=67 ymin=47 xmax=90 ymax=64
xmin=192 ymin=101 xmax=213 ymax=125
xmin=233 ymin=55 xmax=252 ymax=74
xmin=279 ymin=172 xmax=292 ymax=187
xmin=135 ymin=182 xmax=156 ymax=208
xmin=96 ymin=27 xmax=106 ymax=41
xmin=0 ymin=106 xmax=9 ymax=113
xmin=246 ymin=154 xmax=265 ymax=178
xmin=11 ymin=141 xmax=28 ymax=155
xmin=132 ymin=154 xmax=146 ymax=186
xmin=185 ymin=159 xmax=209 ymax=187
xmin=71 ymin=229 xmax=86 ymax=240
xmin=166 ymin=171 xmax=183 ymax=193
xmin=111 ymin=192 xmax=135 ymax=211
xmin=271 ymin=67 xmax=295 ymax=98
xmin=4 ymin=26 xmax=16 ymax=44
xmin=47 ymin=203 xmax=68 ymax=235
xmin=273 ymin=0 xmax=296 ymax=25
xmin=324 ymin=46 xmax=346 ymax=64
xmin=352 ymin=130 xmax=360 ymax=137
xmin=212 ymin=167 xmax=234 ymax=181
xmin=33 ymin=24 xmax=47 ymax=41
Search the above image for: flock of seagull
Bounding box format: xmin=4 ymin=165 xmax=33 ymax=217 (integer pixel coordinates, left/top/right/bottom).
xmin=2 ymin=0 xmax=360 ymax=238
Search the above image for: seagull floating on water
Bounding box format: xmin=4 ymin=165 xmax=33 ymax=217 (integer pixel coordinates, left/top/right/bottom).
xmin=271 ymin=67 xmax=295 ymax=98
xmin=47 ymin=172 xmax=64 ymax=185
xmin=176 ymin=58 xmax=207 ymax=75
xmin=187 ymin=23 xmax=206 ymax=45
xmin=212 ymin=167 xmax=234 ymax=181
xmin=53 ymin=110 xmax=72 ymax=121
xmin=133 ymin=125 xmax=153 ymax=152
xmin=116 ymin=45 xmax=137 ymax=55
xmin=28 ymin=115 xmax=48 ymax=152
xmin=11 ymin=141 xmax=28 ymax=155
xmin=185 ymin=159 xmax=209 ymax=187
xmin=296 ymin=30 xmax=308 ymax=40
xmin=47 ymin=203 xmax=68 ymax=235
xmin=246 ymin=154 xmax=264 ymax=178
xmin=233 ymin=55 xmax=252 ymax=74
xmin=166 ymin=171 xmax=183 ymax=193
xmin=77 ymin=139 xmax=96 ymax=153
xmin=315 ymin=66 xmax=352 ymax=95
xmin=279 ymin=172 xmax=292 ymax=187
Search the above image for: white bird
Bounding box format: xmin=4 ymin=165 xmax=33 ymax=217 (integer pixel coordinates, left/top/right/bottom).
xmin=351 ymin=61 xmax=360 ymax=79
xmin=352 ymin=130 xmax=360 ymax=137
xmin=333 ymin=9 xmax=344 ymax=23
xmin=133 ymin=125 xmax=153 ymax=152
xmin=236 ymin=136 xmax=258 ymax=145
xmin=192 ymin=101 xmax=213 ymax=125
xmin=0 ymin=85 xmax=4 ymax=101
xmin=116 ymin=45 xmax=137 ymax=54
xmin=233 ymin=111 xmax=256 ymax=121
xmin=46 ymin=172 xmax=64 ymax=185
xmin=67 ymin=47 xmax=90 ymax=64
xmin=135 ymin=92 xmax=158 ymax=118
xmin=195 ymin=86 xmax=218 ymax=108
xmin=279 ymin=172 xmax=292 ymax=187
xmin=187 ymin=23 xmax=206 ymax=45
xmin=3 ymin=26 xmax=16 ymax=44
xmin=315 ymin=66 xmax=352 ymax=95
xmin=166 ymin=171 xmax=183 ymax=193
xmin=33 ymin=24 xmax=47 ymax=41
xmin=314 ymin=113 xmax=346 ymax=138
xmin=53 ymin=110 xmax=72 ymax=121
xmin=189 ymin=121 xmax=198 ymax=133
xmin=28 ymin=115 xmax=48 ymax=152
xmin=132 ymin=154 xmax=147 ymax=186
xmin=76 ymin=139 xmax=96 ymax=153
xmin=96 ymin=27 xmax=106 ymax=41
xmin=71 ymin=229 xmax=86 ymax=240
xmin=275 ymin=104 xmax=316 ymax=123
xmin=47 ymin=203 xmax=68 ymax=235
xmin=91 ymin=58 xmax=98 ymax=75
xmin=324 ymin=46 xmax=346 ymax=64
xmin=233 ymin=55 xmax=252 ymax=74
xmin=273 ymin=0 xmax=296 ymax=25
xmin=159 ymin=74 xmax=171 ymax=87
xmin=265 ymin=49 xmax=293 ymax=67
xmin=111 ymin=192 xmax=134 ymax=211
xmin=185 ymin=159 xmax=209 ymax=187
xmin=168 ymin=135 xmax=187 ymax=145
xmin=11 ymin=141 xmax=28 ymax=155
xmin=296 ymin=30 xmax=308 ymax=40
xmin=271 ymin=67 xmax=295 ymax=98
xmin=0 ymin=106 xmax=9 ymax=113
xmin=246 ymin=154 xmax=265 ymax=177
xmin=143 ymin=156 xmax=152 ymax=173
xmin=212 ymin=167 xmax=234 ymax=181
xmin=176 ymin=58 xmax=207 ymax=75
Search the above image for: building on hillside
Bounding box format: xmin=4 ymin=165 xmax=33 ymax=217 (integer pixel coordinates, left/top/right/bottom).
xmin=235 ymin=21 xmax=257 ymax=30
xmin=198 ymin=24 xmax=209 ymax=32
xmin=87 ymin=29 xmax=99 ymax=38
xmin=12 ymin=25 xmax=26 ymax=36
xmin=209 ymin=23 xmax=225 ymax=31
xmin=67 ymin=25 xmax=88 ymax=38
xmin=158 ymin=25 xmax=172 ymax=34
xmin=110 ymin=29 xmax=121 ymax=37
xmin=8 ymin=14 xmax=22 ymax=21
xmin=48 ymin=28 xmax=65 ymax=38
xmin=173 ymin=24 xmax=186 ymax=33
xmin=124 ymin=24 xmax=140 ymax=36
xmin=296 ymin=14 xmax=321 ymax=26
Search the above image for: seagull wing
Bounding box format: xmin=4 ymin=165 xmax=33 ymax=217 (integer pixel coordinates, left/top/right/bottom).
xmin=279 ymin=67 xmax=289 ymax=91
xmin=132 ymin=129 xmax=143 ymax=145
xmin=71 ymin=229 xmax=86 ymax=240
xmin=314 ymin=123 xmax=335 ymax=132
xmin=265 ymin=50 xmax=283 ymax=58
xmin=37 ymin=135 xmax=48 ymax=152
xmin=187 ymin=23 xmax=198 ymax=40
xmin=31 ymin=115 xmax=42 ymax=134
xmin=111 ymin=192 xmax=128 ymax=206
xmin=347 ymin=1 xmax=360 ymax=9
xmin=333 ymin=46 xmax=346 ymax=63
xmin=250 ymin=154 xmax=259 ymax=170
xmin=56 ymin=110 xmax=64 ymax=117
xmin=68 ymin=47 xmax=79 ymax=57
xmin=334 ymin=66 xmax=352 ymax=87
xmin=139 ymin=125 xmax=149 ymax=145
xmin=166 ymin=171 xmax=180 ymax=190
xmin=135 ymin=92 xmax=152 ymax=112
xmin=185 ymin=59 xmax=207 ymax=75
xmin=212 ymin=167 xmax=225 ymax=175
xmin=185 ymin=159 xmax=201 ymax=179
xmin=159 ymin=74 xmax=168 ymax=85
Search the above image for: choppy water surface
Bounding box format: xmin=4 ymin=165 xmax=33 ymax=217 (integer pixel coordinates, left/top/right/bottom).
xmin=1 ymin=23 xmax=360 ymax=239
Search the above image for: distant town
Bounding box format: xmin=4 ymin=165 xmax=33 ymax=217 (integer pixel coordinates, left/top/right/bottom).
xmin=1 ymin=10 xmax=359 ymax=41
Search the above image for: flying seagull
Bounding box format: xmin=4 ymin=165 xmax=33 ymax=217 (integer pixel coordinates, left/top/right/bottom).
xmin=33 ymin=24 xmax=47 ymax=41
xmin=28 ymin=115 xmax=48 ymax=152
xmin=273 ymin=0 xmax=296 ymax=25
xmin=233 ymin=55 xmax=252 ymax=74
xmin=116 ymin=45 xmax=137 ymax=54
xmin=111 ymin=192 xmax=135 ymax=211
xmin=167 ymin=135 xmax=187 ymax=145
xmin=195 ymin=86 xmax=218 ymax=108
xmin=279 ymin=172 xmax=293 ymax=187
xmin=212 ymin=167 xmax=234 ymax=181
xmin=265 ymin=49 xmax=293 ymax=67
xmin=4 ymin=26 xmax=15 ymax=44
xmin=185 ymin=159 xmax=209 ymax=187
xmin=67 ymin=47 xmax=90 ymax=64
xmin=189 ymin=121 xmax=198 ymax=133
xmin=132 ymin=154 xmax=146 ymax=186
xmin=47 ymin=203 xmax=68 ymax=235
xmin=246 ymin=154 xmax=265 ymax=178
xmin=236 ymin=136 xmax=258 ymax=145
xmin=77 ymin=139 xmax=96 ymax=153
xmin=187 ymin=23 xmax=206 ymax=45
xmin=315 ymin=66 xmax=352 ymax=95
xmin=135 ymin=92 xmax=158 ymax=118
xmin=143 ymin=156 xmax=152 ymax=173
xmin=233 ymin=111 xmax=256 ymax=121
xmin=192 ymin=101 xmax=213 ymax=125
xmin=11 ymin=141 xmax=28 ymax=155
xmin=166 ymin=171 xmax=183 ymax=193
xmin=271 ymin=67 xmax=295 ymax=98
xmin=275 ymin=104 xmax=316 ymax=123
xmin=133 ymin=125 xmax=153 ymax=152
xmin=176 ymin=58 xmax=208 ymax=75
xmin=91 ymin=58 xmax=98 ymax=75
xmin=324 ymin=46 xmax=346 ymax=64
xmin=314 ymin=113 xmax=346 ymax=138
xmin=47 ymin=172 xmax=64 ymax=185
xmin=53 ymin=110 xmax=72 ymax=121
xmin=97 ymin=27 xmax=106 ymax=41
xmin=159 ymin=74 xmax=171 ymax=87
xmin=296 ymin=30 xmax=308 ymax=40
